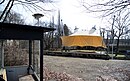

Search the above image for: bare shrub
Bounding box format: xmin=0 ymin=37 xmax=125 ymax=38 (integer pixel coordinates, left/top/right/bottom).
xmin=4 ymin=41 xmax=28 ymax=66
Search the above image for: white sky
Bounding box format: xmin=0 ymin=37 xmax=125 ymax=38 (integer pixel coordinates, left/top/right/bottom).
xmin=58 ymin=0 xmax=103 ymax=30
xmin=10 ymin=0 xmax=108 ymax=31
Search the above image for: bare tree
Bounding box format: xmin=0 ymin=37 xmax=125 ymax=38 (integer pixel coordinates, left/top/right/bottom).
xmin=4 ymin=41 xmax=28 ymax=66
xmin=0 ymin=0 xmax=56 ymax=22
xmin=1 ymin=10 xmax=25 ymax=24
xmin=43 ymin=32 xmax=56 ymax=50
xmin=42 ymin=20 xmax=72 ymax=49
xmin=80 ymin=0 xmax=130 ymax=17
xmin=113 ymin=10 xmax=130 ymax=56
xmin=80 ymin=0 xmax=130 ymax=56
xmin=63 ymin=24 xmax=70 ymax=36
xmin=0 ymin=10 xmax=29 ymax=66
xmin=39 ymin=19 xmax=57 ymax=50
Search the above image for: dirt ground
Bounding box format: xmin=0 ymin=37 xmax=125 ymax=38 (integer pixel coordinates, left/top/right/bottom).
xmin=44 ymin=55 xmax=130 ymax=81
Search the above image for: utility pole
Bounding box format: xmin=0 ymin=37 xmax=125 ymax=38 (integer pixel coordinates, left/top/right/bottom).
xmin=57 ymin=10 xmax=61 ymax=48
xmin=51 ymin=16 xmax=54 ymax=48
xmin=111 ymin=15 xmax=115 ymax=60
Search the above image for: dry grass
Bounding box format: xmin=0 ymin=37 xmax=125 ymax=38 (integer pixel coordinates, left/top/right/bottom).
xmin=44 ymin=55 xmax=130 ymax=81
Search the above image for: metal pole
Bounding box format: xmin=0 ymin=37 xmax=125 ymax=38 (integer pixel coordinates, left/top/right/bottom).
xmin=111 ymin=15 xmax=115 ymax=59
xmin=112 ymin=41 xmax=114 ymax=59
xmin=38 ymin=18 xmax=40 ymax=26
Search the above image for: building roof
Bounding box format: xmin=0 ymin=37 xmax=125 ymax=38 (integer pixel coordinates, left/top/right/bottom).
xmin=70 ymin=29 xmax=100 ymax=36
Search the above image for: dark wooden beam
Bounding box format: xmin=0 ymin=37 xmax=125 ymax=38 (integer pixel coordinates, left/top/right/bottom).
xmin=28 ymin=40 xmax=32 ymax=74
xmin=40 ymin=39 xmax=43 ymax=81
xmin=0 ymin=23 xmax=55 ymax=40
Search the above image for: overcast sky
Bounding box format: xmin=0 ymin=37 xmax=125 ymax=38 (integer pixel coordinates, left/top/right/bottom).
xmin=10 ymin=0 xmax=108 ymax=31
xmin=58 ymin=0 xmax=104 ymax=30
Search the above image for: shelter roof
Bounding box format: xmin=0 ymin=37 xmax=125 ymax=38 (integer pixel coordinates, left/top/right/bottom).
xmin=0 ymin=22 xmax=55 ymax=40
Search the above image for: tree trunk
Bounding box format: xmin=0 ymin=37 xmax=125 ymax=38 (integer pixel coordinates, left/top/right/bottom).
xmin=115 ymin=37 xmax=120 ymax=57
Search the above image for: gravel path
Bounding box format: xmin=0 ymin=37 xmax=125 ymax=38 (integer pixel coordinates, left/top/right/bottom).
xmin=44 ymin=55 xmax=130 ymax=81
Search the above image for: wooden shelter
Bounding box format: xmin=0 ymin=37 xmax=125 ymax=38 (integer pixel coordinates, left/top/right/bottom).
xmin=0 ymin=22 xmax=55 ymax=81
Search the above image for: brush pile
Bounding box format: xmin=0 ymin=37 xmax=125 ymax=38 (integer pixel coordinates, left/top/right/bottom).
xmin=43 ymin=66 xmax=84 ymax=81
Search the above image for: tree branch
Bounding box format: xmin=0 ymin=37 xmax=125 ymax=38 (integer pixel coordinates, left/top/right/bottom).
xmin=0 ymin=0 xmax=12 ymax=21
xmin=0 ymin=0 xmax=5 ymax=4
xmin=82 ymin=0 xmax=130 ymax=17
xmin=3 ymin=0 xmax=14 ymax=22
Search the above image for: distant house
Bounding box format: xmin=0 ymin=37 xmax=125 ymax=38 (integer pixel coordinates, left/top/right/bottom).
xmin=104 ymin=39 xmax=130 ymax=51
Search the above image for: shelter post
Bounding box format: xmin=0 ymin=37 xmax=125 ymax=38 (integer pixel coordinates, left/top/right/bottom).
xmin=0 ymin=40 xmax=4 ymax=68
xmin=28 ymin=40 xmax=32 ymax=74
xmin=40 ymin=38 xmax=43 ymax=81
